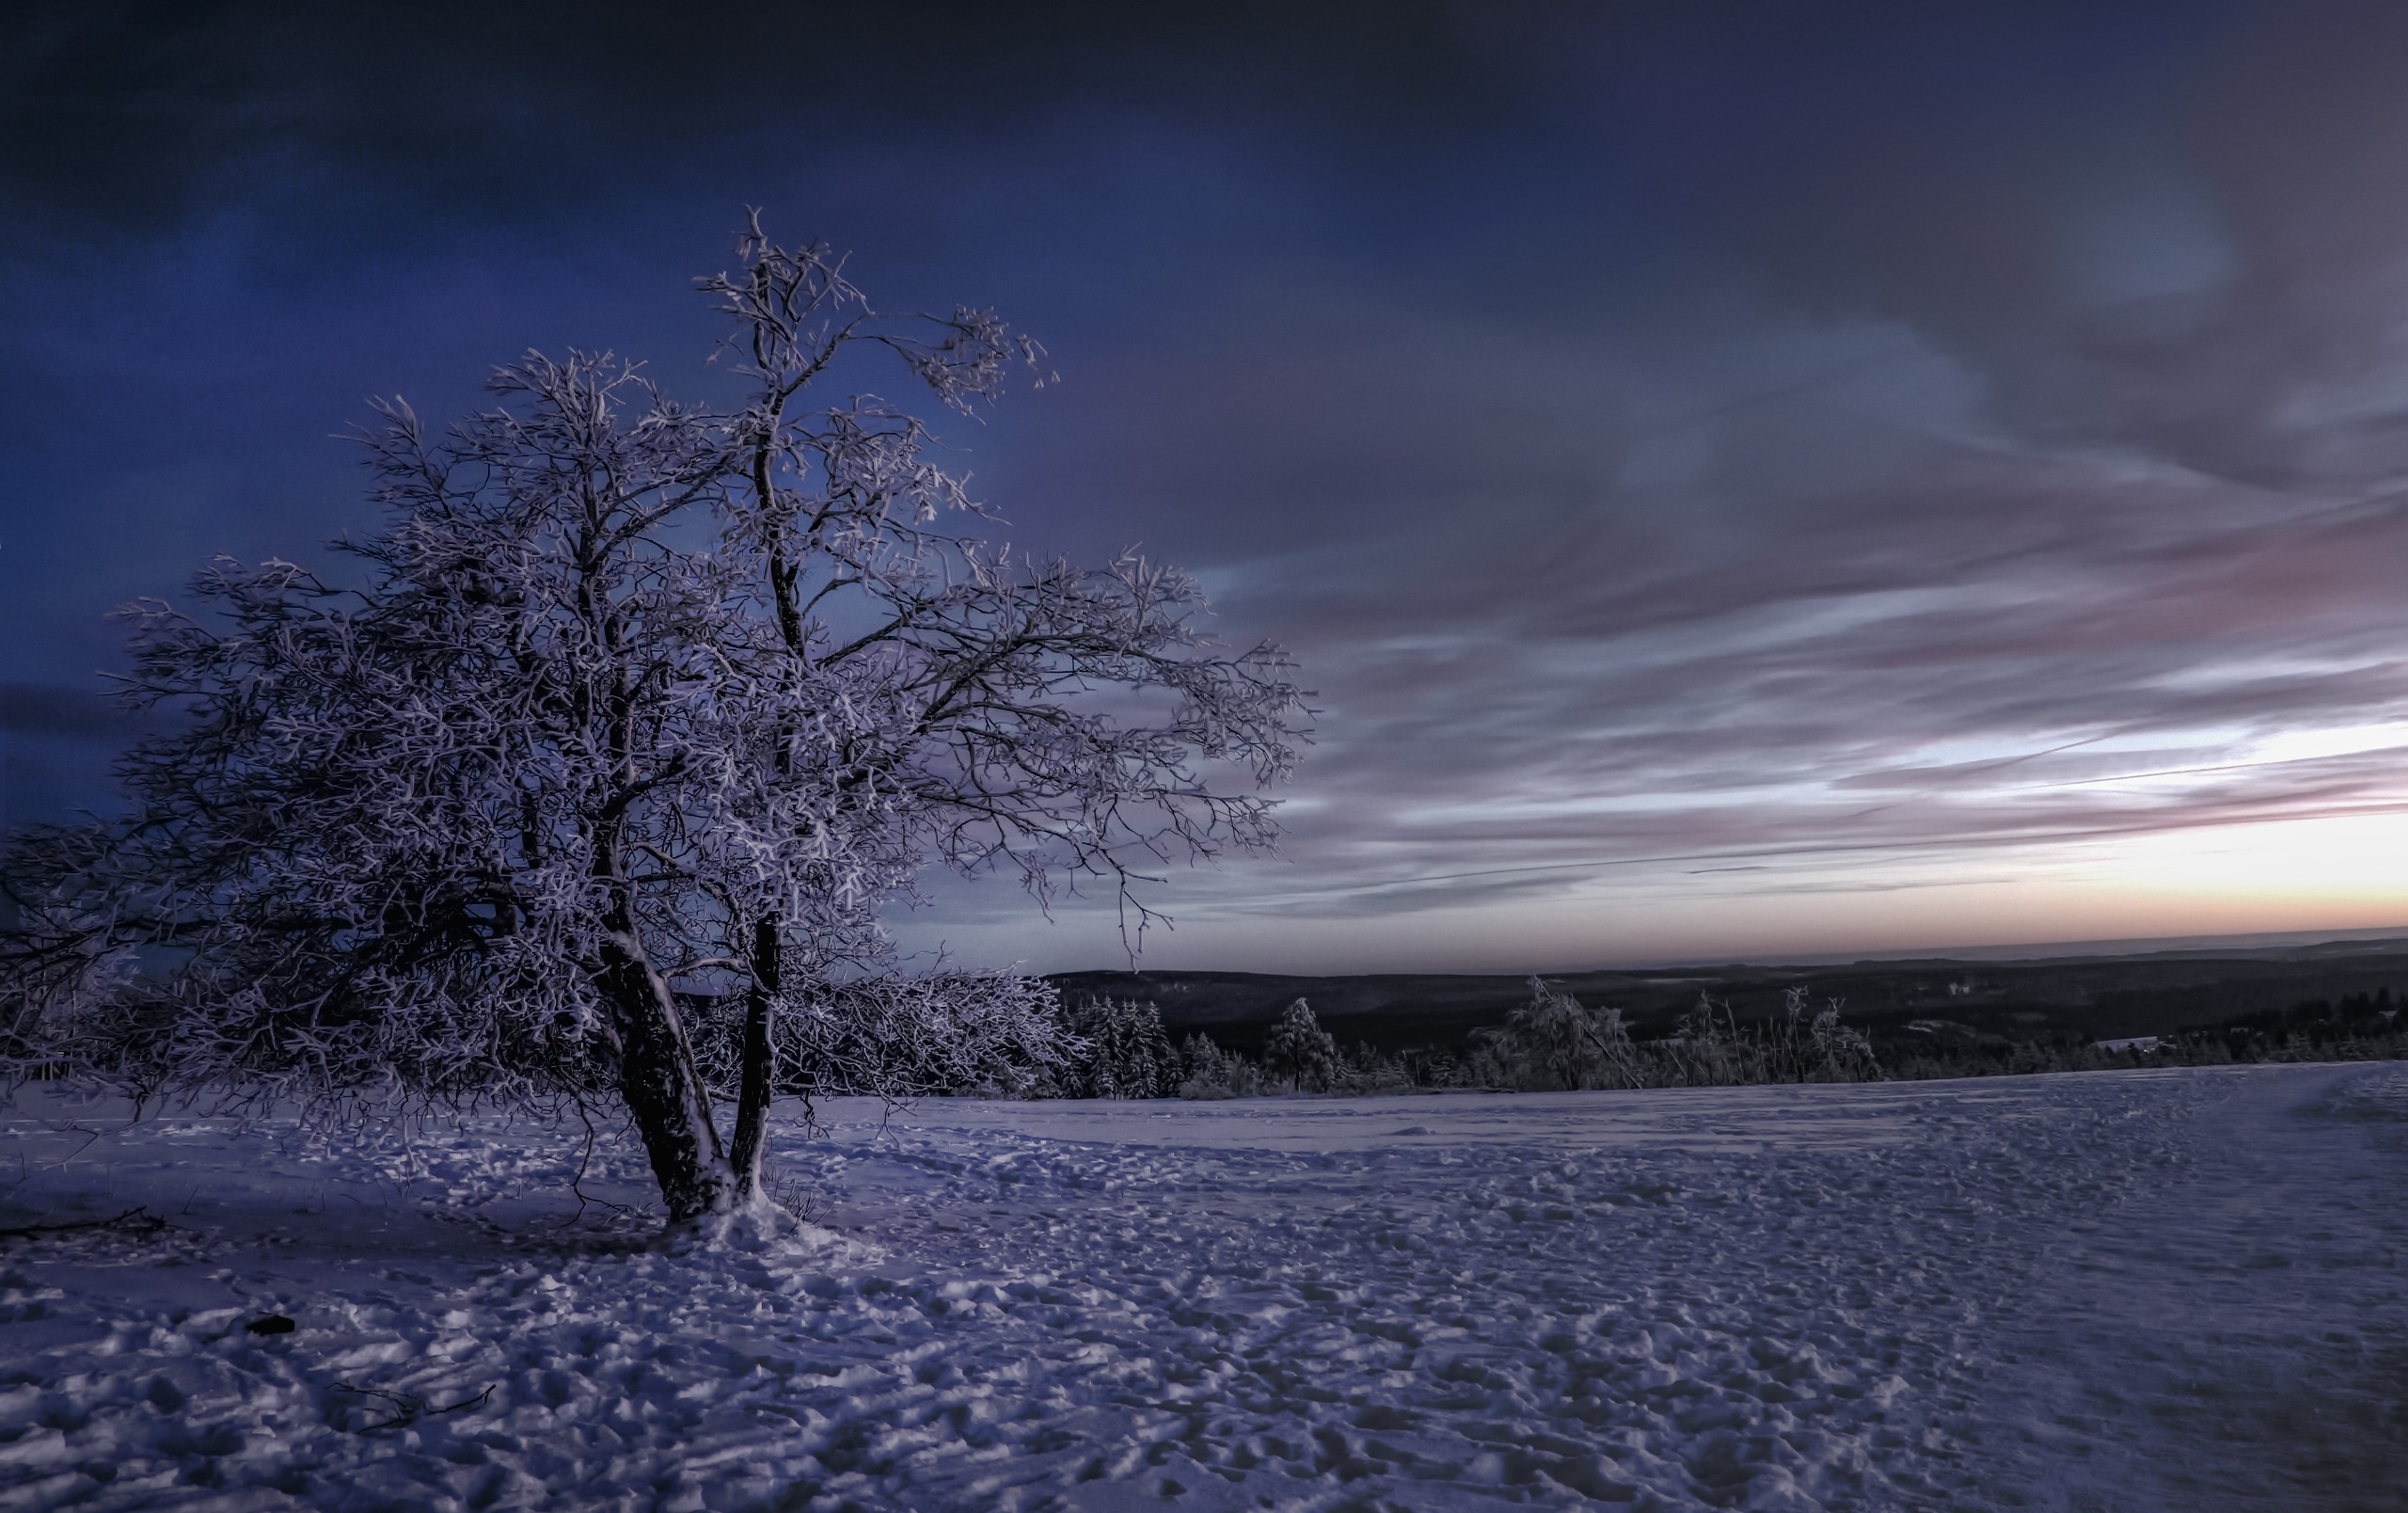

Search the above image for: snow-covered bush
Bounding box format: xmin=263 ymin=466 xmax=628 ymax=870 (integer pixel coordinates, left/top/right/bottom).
xmin=1471 ymin=977 xmax=1644 ymax=1091
xmin=1808 ymin=997 xmax=1881 ymax=1081
xmin=1658 ymin=992 xmax=1751 ymax=1087
xmin=1473 ymin=980 xmax=1881 ymax=1091
xmin=0 ymin=215 xmax=1306 ymax=1225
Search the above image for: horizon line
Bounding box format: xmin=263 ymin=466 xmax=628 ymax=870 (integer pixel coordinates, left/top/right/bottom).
xmin=1046 ymin=923 xmax=2408 ymax=979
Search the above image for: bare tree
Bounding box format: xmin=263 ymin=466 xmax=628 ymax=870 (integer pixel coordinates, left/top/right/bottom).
xmin=0 ymin=217 xmax=1307 ymax=1226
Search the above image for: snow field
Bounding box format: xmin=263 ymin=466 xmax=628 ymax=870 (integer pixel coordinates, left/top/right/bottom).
xmin=1 ymin=1064 xmax=2401 ymax=1511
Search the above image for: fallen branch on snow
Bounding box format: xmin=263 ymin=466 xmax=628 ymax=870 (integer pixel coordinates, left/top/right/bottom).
xmin=0 ymin=1206 xmax=167 ymax=1241
xmin=331 ymin=1381 xmax=496 ymax=1433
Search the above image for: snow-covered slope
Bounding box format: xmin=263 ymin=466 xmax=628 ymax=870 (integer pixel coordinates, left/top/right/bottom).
xmin=2 ymin=1064 xmax=2401 ymax=1511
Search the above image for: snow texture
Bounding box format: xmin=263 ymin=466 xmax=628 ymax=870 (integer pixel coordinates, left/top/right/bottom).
xmin=2 ymin=1063 xmax=2403 ymax=1511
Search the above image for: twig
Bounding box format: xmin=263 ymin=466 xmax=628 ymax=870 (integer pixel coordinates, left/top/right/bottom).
xmin=331 ymin=1380 xmax=496 ymax=1433
xmin=555 ymin=1098 xmax=637 ymax=1228
xmin=0 ymin=1206 xmax=166 ymax=1241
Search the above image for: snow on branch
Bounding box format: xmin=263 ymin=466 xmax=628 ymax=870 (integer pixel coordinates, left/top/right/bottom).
xmin=0 ymin=215 xmax=1307 ymax=1225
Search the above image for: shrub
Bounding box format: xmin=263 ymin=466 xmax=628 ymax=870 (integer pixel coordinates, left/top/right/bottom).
xmin=1474 ymin=980 xmax=1881 ymax=1091
xmin=1471 ymin=978 xmax=1643 ymax=1091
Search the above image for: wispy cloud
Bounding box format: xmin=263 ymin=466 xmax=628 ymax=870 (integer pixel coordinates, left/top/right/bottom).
xmin=10 ymin=2 xmax=2408 ymax=965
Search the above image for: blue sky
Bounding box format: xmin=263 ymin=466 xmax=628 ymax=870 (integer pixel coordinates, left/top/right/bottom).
xmin=8 ymin=1 xmax=2408 ymax=972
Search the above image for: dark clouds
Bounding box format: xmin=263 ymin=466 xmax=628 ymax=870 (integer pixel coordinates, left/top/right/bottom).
xmin=0 ymin=2 xmax=1506 ymax=250
xmin=7 ymin=1 xmax=2408 ymax=967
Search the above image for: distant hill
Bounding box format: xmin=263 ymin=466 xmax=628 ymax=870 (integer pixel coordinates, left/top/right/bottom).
xmin=1049 ymin=935 xmax=2408 ymax=1054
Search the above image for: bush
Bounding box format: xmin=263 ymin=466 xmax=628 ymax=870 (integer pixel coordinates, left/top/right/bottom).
xmin=1474 ymin=980 xmax=1882 ymax=1091
xmin=1468 ymin=978 xmax=1643 ymax=1091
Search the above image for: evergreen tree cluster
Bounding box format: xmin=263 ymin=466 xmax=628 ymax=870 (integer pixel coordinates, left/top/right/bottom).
xmin=1050 ymin=997 xmax=1182 ymax=1099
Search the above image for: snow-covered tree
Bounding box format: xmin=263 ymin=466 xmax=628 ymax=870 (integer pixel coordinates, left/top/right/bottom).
xmin=1054 ymin=997 xmax=1180 ymax=1099
xmin=1261 ymin=998 xmax=1340 ymax=1092
xmin=1476 ymin=978 xmax=1643 ymax=1091
xmin=1175 ymin=1032 xmax=1265 ymax=1099
xmin=0 ymin=216 xmax=1307 ymax=1225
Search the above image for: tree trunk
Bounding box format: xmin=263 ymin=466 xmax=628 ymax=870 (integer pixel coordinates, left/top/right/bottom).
xmin=596 ymin=929 xmax=731 ymax=1223
xmin=727 ymin=916 xmax=780 ymax=1201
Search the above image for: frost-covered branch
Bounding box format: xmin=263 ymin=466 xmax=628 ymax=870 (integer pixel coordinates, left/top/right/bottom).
xmin=0 ymin=215 xmax=1306 ymax=1228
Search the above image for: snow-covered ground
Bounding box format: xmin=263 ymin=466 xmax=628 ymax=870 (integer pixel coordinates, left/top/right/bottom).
xmin=3 ymin=1063 xmax=2403 ymax=1511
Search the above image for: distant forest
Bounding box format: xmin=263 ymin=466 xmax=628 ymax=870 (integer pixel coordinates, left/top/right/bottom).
xmin=1041 ymin=939 xmax=2408 ymax=1097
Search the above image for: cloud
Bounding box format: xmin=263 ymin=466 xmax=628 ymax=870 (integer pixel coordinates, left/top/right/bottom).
xmin=12 ymin=2 xmax=2408 ymax=964
xmin=0 ymin=1 xmax=1512 ymax=250
xmin=969 ymin=3 xmax=2408 ymax=953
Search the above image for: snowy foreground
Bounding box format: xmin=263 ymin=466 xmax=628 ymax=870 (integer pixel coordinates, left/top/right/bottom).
xmin=3 ymin=1066 xmax=2405 ymax=1512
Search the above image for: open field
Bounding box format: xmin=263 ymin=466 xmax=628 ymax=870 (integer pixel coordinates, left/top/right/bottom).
xmin=3 ymin=1064 xmax=2404 ymax=1511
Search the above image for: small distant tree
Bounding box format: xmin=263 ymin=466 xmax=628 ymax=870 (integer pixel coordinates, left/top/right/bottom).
xmin=1338 ymin=1039 xmax=1412 ymax=1094
xmin=1523 ymin=978 xmax=1633 ymax=1090
xmin=1261 ymin=998 xmax=1340 ymax=1091
xmin=1175 ymin=1031 xmax=1264 ymax=1099
xmin=0 ymin=215 xmax=1307 ymax=1226
xmin=1473 ymin=978 xmax=1642 ymax=1091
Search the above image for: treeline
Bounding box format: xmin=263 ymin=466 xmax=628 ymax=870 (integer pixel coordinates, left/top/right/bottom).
xmin=1042 ymin=995 xmax=1420 ymax=1099
xmin=1041 ymin=979 xmax=2408 ymax=1100
xmin=1886 ymin=988 xmax=2408 ymax=1080
xmin=1045 ymin=979 xmax=1882 ymax=1099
